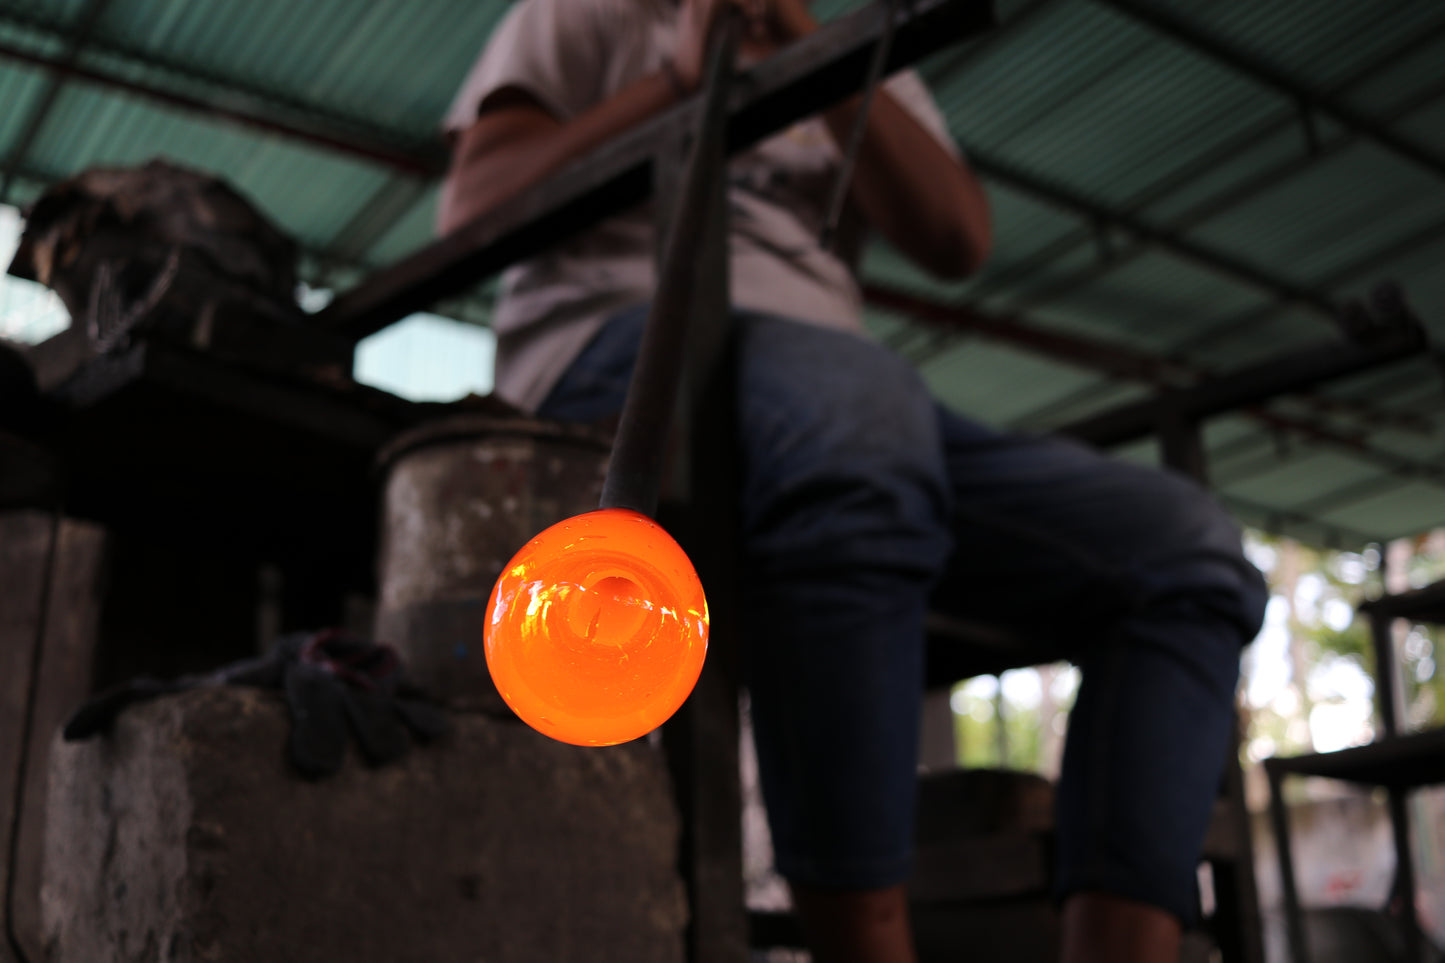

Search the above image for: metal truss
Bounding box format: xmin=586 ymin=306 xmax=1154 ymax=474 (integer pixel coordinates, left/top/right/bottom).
xmin=0 ymin=0 xmax=114 ymax=202
xmin=1093 ymin=0 xmax=1445 ymax=185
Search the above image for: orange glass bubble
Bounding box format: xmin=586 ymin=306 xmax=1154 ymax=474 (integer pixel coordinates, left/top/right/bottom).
xmin=484 ymin=508 xmax=709 ymax=746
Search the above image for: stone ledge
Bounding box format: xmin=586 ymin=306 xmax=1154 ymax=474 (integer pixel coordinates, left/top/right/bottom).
xmin=43 ymin=686 xmax=685 ymax=963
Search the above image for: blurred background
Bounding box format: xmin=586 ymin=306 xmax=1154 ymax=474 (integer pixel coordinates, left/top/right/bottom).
xmin=3 ymin=0 xmax=1444 ymax=959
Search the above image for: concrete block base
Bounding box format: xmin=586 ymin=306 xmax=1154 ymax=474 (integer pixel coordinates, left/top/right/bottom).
xmin=42 ymin=687 xmax=685 ymax=963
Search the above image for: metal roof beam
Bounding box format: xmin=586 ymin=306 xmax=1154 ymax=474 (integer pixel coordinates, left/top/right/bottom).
xmin=998 ymin=99 xmax=1445 ymax=315
xmin=1053 ymin=325 xmax=1429 ymax=449
xmin=1193 ymin=411 xmax=1445 ymax=503
xmin=322 ymin=176 xmax=432 ymax=264
xmin=0 ymin=37 xmax=444 ymax=179
xmin=963 ymin=20 xmax=1445 ymax=305
xmin=1168 ymin=213 xmax=1445 ymax=360
xmin=872 ymin=283 xmax=1195 ymax=384
xmin=1000 ymin=78 xmax=1445 ymax=317
xmin=869 ymin=283 xmax=1431 ymax=435
xmin=0 ymin=0 xmax=113 ymax=204
xmin=0 ymin=6 xmax=442 ymax=174
xmin=1220 ymin=492 xmax=1377 ymax=549
xmin=1093 ymin=0 xmax=1445 ymax=186
xmin=966 ymin=149 xmax=1342 ymax=324
xmin=865 ymin=288 xmax=1445 ymax=539
xmin=866 ymin=284 xmax=1434 ymax=449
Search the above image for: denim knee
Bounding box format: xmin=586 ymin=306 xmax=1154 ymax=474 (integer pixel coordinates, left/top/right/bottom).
xmin=1126 ymin=468 xmax=1269 ymax=646
xmin=735 ymin=314 xmax=954 ymax=582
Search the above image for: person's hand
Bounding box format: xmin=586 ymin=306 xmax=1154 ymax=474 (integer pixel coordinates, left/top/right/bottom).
xmin=672 ymin=0 xmax=819 ymax=90
xmin=757 ymin=0 xmax=818 ymax=45
xmin=672 ymin=0 xmax=740 ymax=91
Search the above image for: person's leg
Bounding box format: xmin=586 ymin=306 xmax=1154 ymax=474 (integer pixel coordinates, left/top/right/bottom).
xmin=540 ymin=309 xmax=949 ymax=962
xmin=791 ymin=884 xmax=916 ymax=963
xmin=534 ymin=304 xmax=651 ymax=424
xmin=735 ymin=315 xmax=951 ymax=963
xmin=1060 ymin=892 xmax=1185 ymax=963
xmin=929 ymin=409 xmax=1268 ymax=959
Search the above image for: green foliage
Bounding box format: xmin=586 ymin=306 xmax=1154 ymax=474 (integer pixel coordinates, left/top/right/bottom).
xmin=947 ymin=531 xmax=1445 ymax=777
xmin=1312 ymin=617 xmax=1373 ymax=672
xmin=951 ymin=696 xmax=1045 ymax=770
xmin=1401 ymin=623 xmax=1444 ymax=728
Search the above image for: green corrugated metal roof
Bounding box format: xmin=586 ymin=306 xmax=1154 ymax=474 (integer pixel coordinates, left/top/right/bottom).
xmin=0 ymin=0 xmax=1442 ymax=548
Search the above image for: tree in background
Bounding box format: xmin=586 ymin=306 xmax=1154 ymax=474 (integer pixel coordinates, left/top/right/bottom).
xmin=951 ymin=529 xmax=1445 ymax=775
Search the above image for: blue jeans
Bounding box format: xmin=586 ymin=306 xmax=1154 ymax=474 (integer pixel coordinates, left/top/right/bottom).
xmin=538 ymin=305 xmax=1268 ymax=922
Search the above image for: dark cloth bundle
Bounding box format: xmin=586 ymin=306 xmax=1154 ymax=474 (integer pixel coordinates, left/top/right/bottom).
xmin=64 ymin=630 xmax=449 ymax=778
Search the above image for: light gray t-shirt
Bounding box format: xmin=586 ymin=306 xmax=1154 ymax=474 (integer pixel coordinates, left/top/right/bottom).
xmin=444 ymin=0 xmax=959 ymax=411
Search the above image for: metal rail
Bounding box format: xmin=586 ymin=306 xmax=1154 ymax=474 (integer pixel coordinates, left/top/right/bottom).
xmin=312 ymin=0 xmax=995 ymax=342
xmin=598 ymin=14 xmax=741 ymax=516
xmin=1056 ymin=323 xmax=1430 ymax=449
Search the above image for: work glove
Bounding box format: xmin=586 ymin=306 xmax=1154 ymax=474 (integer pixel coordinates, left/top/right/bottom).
xmin=63 ymin=629 xmax=449 ymax=779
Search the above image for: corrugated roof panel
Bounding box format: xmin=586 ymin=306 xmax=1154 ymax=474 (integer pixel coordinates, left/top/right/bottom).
xmin=861 ymin=304 xmax=914 ymax=344
xmin=1169 ymin=0 xmax=1445 ymax=91
xmin=1220 ymin=450 xmax=1385 ymax=508
xmin=1398 ymin=96 xmax=1445 ymax=157
xmin=1356 ymin=430 xmax=1445 ymax=470
xmin=1265 ymin=407 xmax=1433 ymax=462
xmin=6 ymin=177 xmax=44 ymax=207
xmin=921 ymin=338 xmax=1103 ymax=426
xmin=1299 ymin=355 xmax=1443 ymax=409
xmin=936 ymin=1 xmax=1151 ymax=149
xmin=1186 ymin=141 xmax=1445 ymax=281
xmin=1014 ymin=250 xmax=1272 ymax=352
xmin=1201 ymin=413 xmax=1262 ymax=451
xmin=23 ymin=86 xmax=388 ymax=248
xmin=1340 ymin=26 xmax=1445 ymax=115
xmin=1222 ymin=495 xmax=1372 ymax=549
xmin=0 ymin=62 xmax=52 ymax=155
xmin=982 ymin=43 xmax=1279 ymax=205
xmin=968 ymin=180 xmax=1085 ymax=266
xmin=1009 ymin=377 xmax=1152 ymax=432
xmin=0 ymin=0 xmax=1439 ymax=548
xmin=863 ymin=241 xmax=977 ymax=303
xmin=1332 ymin=229 xmax=1445 ymax=339
xmin=812 ymin=0 xmax=871 ymax=21
xmin=1320 ymin=478 xmax=1445 ymax=541
xmin=1178 ymin=305 xmax=1335 ymax=369
xmin=229 ymin=142 xmax=392 ymax=248
xmin=973 ymin=237 xmax=1100 ymax=308
xmin=96 ymin=0 xmax=509 ymax=138
xmin=0 ymin=13 xmax=66 ymax=54
xmin=1204 ymin=434 xmax=1278 ymax=481
xmin=0 ymin=0 xmax=88 ymax=33
xmin=364 ymin=184 xmax=439 ymax=266
xmin=863 ymin=180 xmax=1083 ymax=302
xmin=1110 ymin=437 xmax=1159 ymax=468
xmin=1136 ymin=117 xmax=1342 ymax=225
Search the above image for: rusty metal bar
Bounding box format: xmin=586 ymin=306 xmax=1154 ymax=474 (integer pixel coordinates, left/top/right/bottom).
xmin=598 ymin=14 xmax=740 ymax=517
xmin=1056 ymin=324 xmax=1429 ymax=448
xmin=867 ymin=284 xmax=1436 ymax=446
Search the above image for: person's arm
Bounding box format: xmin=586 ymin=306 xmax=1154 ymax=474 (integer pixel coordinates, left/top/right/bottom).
xmin=438 ymin=77 xmax=682 ymax=236
xmin=438 ymin=0 xmax=737 ymax=237
xmin=769 ymin=0 xmax=992 ymax=279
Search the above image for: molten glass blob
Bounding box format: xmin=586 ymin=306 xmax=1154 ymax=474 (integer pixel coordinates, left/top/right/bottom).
xmin=484 ymin=508 xmax=709 ymax=746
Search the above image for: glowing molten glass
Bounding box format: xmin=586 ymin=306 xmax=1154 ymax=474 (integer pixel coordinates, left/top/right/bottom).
xmin=484 ymin=508 xmax=709 ymax=746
